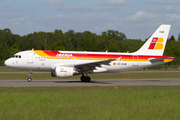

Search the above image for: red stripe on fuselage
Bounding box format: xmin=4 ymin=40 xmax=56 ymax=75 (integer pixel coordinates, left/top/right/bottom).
xmin=43 ymin=50 xmax=60 ymax=57
xmin=41 ymin=50 xmax=169 ymax=59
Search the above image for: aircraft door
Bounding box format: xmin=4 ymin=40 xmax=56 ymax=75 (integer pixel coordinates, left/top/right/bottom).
xmin=27 ymin=52 xmax=34 ymax=63
xmin=133 ymin=55 xmax=138 ymax=66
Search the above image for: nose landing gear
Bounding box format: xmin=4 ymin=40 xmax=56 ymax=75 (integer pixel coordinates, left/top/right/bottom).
xmin=27 ymin=77 xmax=32 ymax=82
xmin=27 ymin=70 xmax=32 ymax=82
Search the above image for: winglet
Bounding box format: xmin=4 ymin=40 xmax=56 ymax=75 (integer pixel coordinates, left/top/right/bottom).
xmin=116 ymin=57 xmax=122 ymax=62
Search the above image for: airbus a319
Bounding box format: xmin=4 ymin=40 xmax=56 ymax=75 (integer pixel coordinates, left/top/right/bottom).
xmin=5 ymin=25 xmax=173 ymax=82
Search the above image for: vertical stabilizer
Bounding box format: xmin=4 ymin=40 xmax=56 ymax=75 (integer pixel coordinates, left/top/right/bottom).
xmin=134 ymin=25 xmax=171 ymax=56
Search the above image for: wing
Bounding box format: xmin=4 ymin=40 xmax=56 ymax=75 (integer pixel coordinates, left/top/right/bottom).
xmin=74 ymin=59 xmax=116 ymax=72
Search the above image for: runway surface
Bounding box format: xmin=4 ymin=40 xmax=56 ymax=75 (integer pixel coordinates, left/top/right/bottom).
xmin=0 ymin=78 xmax=180 ymax=87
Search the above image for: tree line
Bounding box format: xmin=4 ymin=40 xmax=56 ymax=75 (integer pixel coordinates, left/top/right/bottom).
xmin=0 ymin=28 xmax=180 ymax=66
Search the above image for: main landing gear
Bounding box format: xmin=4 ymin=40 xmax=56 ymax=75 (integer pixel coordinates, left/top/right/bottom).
xmin=80 ymin=74 xmax=91 ymax=82
xmin=27 ymin=70 xmax=32 ymax=82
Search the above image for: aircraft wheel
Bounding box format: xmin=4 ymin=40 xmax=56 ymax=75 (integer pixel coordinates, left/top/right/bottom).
xmin=27 ymin=77 xmax=32 ymax=82
xmin=85 ymin=76 xmax=91 ymax=82
xmin=80 ymin=76 xmax=86 ymax=82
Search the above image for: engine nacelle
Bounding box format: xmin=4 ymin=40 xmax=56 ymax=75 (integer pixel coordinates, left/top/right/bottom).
xmin=51 ymin=67 xmax=75 ymax=78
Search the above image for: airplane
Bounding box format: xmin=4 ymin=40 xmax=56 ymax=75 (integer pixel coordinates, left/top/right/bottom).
xmin=4 ymin=24 xmax=173 ymax=82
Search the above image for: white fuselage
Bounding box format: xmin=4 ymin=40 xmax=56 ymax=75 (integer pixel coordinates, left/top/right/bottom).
xmin=5 ymin=50 xmax=167 ymax=73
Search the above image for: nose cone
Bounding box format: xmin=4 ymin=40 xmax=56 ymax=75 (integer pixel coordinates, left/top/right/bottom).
xmin=4 ymin=59 xmax=10 ymax=67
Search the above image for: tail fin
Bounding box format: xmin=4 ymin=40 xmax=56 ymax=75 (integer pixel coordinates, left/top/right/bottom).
xmin=134 ymin=25 xmax=171 ymax=56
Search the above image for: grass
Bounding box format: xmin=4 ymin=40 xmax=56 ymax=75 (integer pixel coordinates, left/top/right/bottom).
xmin=0 ymin=71 xmax=180 ymax=80
xmin=1 ymin=68 xmax=180 ymax=119
xmin=0 ymin=86 xmax=180 ymax=120
xmin=1 ymin=66 xmax=180 ymax=80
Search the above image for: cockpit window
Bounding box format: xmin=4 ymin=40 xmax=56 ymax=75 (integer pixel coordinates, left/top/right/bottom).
xmin=12 ymin=55 xmax=21 ymax=58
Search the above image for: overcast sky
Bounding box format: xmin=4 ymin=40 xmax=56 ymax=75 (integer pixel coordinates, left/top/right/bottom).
xmin=0 ymin=0 xmax=180 ymax=40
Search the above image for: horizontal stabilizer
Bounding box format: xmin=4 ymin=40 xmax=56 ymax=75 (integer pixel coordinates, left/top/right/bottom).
xmin=149 ymin=57 xmax=174 ymax=63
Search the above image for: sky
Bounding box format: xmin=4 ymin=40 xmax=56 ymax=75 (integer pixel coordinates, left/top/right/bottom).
xmin=0 ymin=0 xmax=180 ymax=40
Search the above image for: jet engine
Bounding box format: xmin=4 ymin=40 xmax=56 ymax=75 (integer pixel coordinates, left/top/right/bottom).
xmin=51 ymin=67 xmax=75 ymax=78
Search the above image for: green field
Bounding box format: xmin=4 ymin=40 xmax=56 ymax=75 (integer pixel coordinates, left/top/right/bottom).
xmin=1 ymin=68 xmax=180 ymax=119
xmin=1 ymin=66 xmax=180 ymax=80
xmin=0 ymin=86 xmax=180 ymax=120
xmin=1 ymin=71 xmax=180 ymax=80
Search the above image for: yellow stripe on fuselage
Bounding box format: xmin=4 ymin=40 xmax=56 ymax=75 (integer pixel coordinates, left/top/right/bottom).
xmin=138 ymin=59 xmax=149 ymax=62
xmin=33 ymin=50 xmax=49 ymax=57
